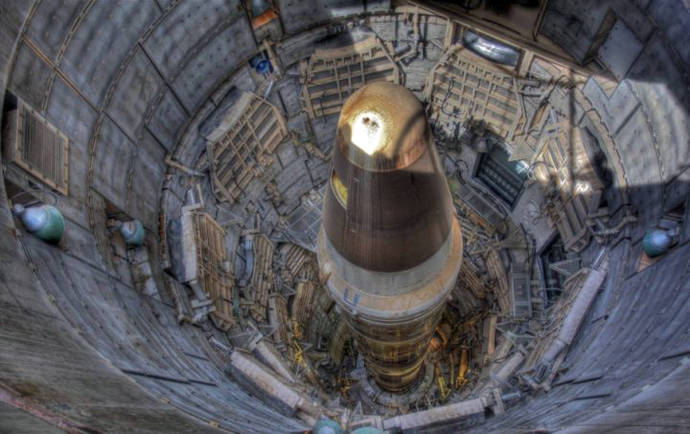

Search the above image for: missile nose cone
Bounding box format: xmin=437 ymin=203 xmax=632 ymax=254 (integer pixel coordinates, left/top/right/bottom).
xmin=337 ymin=81 xmax=428 ymax=171
xmin=324 ymin=82 xmax=454 ymax=272
xmin=318 ymin=83 xmax=463 ymax=392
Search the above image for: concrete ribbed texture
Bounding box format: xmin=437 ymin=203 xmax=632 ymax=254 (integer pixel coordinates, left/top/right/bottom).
xmin=0 ymin=0 xmax=688 ymax=432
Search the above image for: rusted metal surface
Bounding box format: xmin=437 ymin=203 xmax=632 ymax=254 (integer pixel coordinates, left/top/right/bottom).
xmin=318 ymin=82 xmax=463 ymax=392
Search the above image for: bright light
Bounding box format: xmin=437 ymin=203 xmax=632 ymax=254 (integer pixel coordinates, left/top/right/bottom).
xmin=516 ymin=160 xmax=529 ymax=175
xmin=350 ymin=111 xmax=384 ymax=156
xmin=575 ymin=181 xmax=591 ymax=194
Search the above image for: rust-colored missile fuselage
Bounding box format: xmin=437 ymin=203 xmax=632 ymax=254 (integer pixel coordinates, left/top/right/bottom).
xmin=318 ymin=82 xmax=463 ymax=392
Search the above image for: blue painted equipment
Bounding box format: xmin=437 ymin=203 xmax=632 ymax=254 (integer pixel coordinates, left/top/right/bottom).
xmin=256 ymin=59 xmax=271 ymax=74
xmin=463 ymin=31 xmax=520 ymax=66
xmin=13 ymin=204 xmax=64 ymax=243
xmin=120 ymin=220 xmax=145 ymax=246
xmin=251 ymin=0 xmax=272 ymax=17
xmin=250 ymin=53 xmax=271 ymax=74
xmin=249 ymin=54 xmax=263 ymax=67
xmin=351 ymin=428 xmax=385 ymax=434
xmin=313 ymin=418 xmax=343 ymax=434
xmin=643 ymin=228 xmax=673 ymax=257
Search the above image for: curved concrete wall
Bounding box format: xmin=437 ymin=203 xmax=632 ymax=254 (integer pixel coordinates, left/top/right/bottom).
xmin=0 ymin=1 xmax=303 ymax=432
xmin=482 ymin=1 xmax=690 ymax=430
xmin=0 ymin=0 xmax=688 ymax=432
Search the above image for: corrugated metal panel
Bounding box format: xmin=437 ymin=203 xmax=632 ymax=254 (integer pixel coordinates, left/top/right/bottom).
xmin=3 ymin=103 xmax=69 ymax=194
xmin=300 ymin=35 xmax=400 ymax=119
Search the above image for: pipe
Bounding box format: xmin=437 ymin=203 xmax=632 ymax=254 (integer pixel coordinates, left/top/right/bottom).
xmin=539 ymin=267 xmax=607 ymax=365
xmin=239 ymin=236 xmax=254 ymax=287
xmin=208 ymin=335 xmax=232 ymax=354
xmin=462 ymin=31 xmax=520 ymax=66
xmin=383 ymin=397 xmax=488 ymax=431
xmin=495 ymin=351 xmax=525 ymax=383
xmin=253 ymin=339 xmax=296 ymax=383
xmin=590 ymin=215 xmax=637 ymax=239
xmin=501 ymin=391 xmax=522 ymax=402
xmin=479 ymin=350 xmax=525 ymax=398
xmin=229 ymin=350 xmax=320 ymax=418
xmin=400 ymin=7 xmax=421 ymax=66
xmin=164 ymin=155 xmax=204 ymax=177
xmin=263 ymin=79 xmax=274 ymax=98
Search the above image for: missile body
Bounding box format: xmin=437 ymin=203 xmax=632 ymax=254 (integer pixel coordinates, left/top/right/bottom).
xmin=317 ymin=82 xmax=463 ymax=392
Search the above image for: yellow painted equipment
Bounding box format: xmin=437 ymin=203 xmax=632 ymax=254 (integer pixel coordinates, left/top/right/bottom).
xmin=456 ymin=348 xmax=469 ymax=388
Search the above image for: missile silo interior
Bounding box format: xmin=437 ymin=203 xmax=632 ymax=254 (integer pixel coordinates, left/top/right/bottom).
xmin=0 ymin=1 xmax=688 ymax=433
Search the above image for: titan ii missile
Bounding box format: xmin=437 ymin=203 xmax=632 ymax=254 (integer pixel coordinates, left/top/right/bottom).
xmin=317 ymin=82 xmax=463 ymax=392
